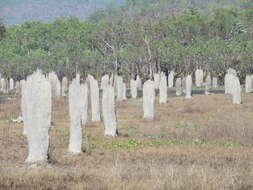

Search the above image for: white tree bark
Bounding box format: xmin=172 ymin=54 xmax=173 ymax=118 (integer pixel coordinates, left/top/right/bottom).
xmin=227 ymin=68 xmax=237 ymax=75
xmin=204 ymin=74 xmax=212 ymax=95
xmin=159 ymin=72 xmax=167 ymax=104
xmin=231 ymin=76 xmax=241 ymax=104
xmin=154 ymin=73 xmax=160 ymax=90
xmin=88 ymin=75 xmax=100 ymax=121
xmin=101 ymin=74 xmax=109 ymax=90
xmin=136 ymin=75 xmax=142 ymax=90
xmin=185 ymin=75 xmax=192 ymax=99
xmin=195 ymin=69 xmax=203 ymax=87
xmin=245 ymin=75 xmax=252 ymax=93
xmin=175 ymin=78 xmax=182 ymax=96
xmin=15 ymin=80 xmax=21 ymax=93
xmin=143 ymin=80 xmax=155 ymax=120
xmin=225 ymin=68 xmax=237 ymax=94
xmin=48 ymin=72 xmax=61 ymax=97
xmin=116 ymin=76 xmax=124 ymax=101
xmin=9 ymin=78 xmax=14 ymax=90
xmin=25 ymin=70 xmax=52 ymax=163
xmin=123 ymin=82 xmax=127 ymax=100
xmin=212 ymin=77 xmax=218 ymax=89
xmin=113 ymin=75 xmax=118 ymax=97
xmin=130 ymin=79 xmax=138 ymax=98
xmin=225 ymin=74 xmax=230 ymax=94
xmin=21 ymin=80 xmax=28 ymax=136
xmin=0 ymin=78 xmax=7 ymax=93
xmin=68 ymin=76 xmax=88 ymax=154
xmin=168 ymin=71 xmax=174 ymax=88
xmin=251 ymin=75 xmax=253 ymax=91
xmin=61 ymin=77 xmax=68 ymax=97
xmin=21 ymin=79 xmax=29 ymax=136
xmin=182 ymin=77 xmax=186 ymax=94
xmin=102 ymin=84 xmax=117 ymax=137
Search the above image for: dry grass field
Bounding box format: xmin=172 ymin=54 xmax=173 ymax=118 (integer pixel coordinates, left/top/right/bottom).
xmin=1 ymin=90 xmax=253 ymax=190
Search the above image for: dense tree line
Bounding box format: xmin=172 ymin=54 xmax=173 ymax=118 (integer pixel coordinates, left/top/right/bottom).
xmin=0 ymin=0 xmax=252 ymax=83
xmin=1 ymin=0 xmax=125 ymax=25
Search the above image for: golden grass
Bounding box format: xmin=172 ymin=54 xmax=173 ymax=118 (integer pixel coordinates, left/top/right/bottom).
xmin=1 ymin=93 xmax=253 ymax=189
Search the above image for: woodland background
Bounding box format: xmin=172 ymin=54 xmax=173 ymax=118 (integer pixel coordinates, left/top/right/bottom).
xmin=0 ymin=0 xmax=252 ymax=82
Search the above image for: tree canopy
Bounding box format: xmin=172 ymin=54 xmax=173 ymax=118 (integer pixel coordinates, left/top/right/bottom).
xmin=0 ymin=0 xmax=252 ymax=82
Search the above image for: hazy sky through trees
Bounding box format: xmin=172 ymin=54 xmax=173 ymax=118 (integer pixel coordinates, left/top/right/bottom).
xmin=0 ymin=0 xmax=125 ymax=25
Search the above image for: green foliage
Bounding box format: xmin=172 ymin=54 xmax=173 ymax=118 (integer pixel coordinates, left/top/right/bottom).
xmin=20 ymin=135 xmax=27 ymax=141
xmin=103 ymin=139 xmax=184 ymax=150
xmin=192 ymin=138 xmax=205 ymax=145
xmin=0 ymin=18 xmax=6 ymax=40
xmin=0 ymin=1 xmax=252 ymax=81
xmin=223 ymin=142 xmax=243 ymax=147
